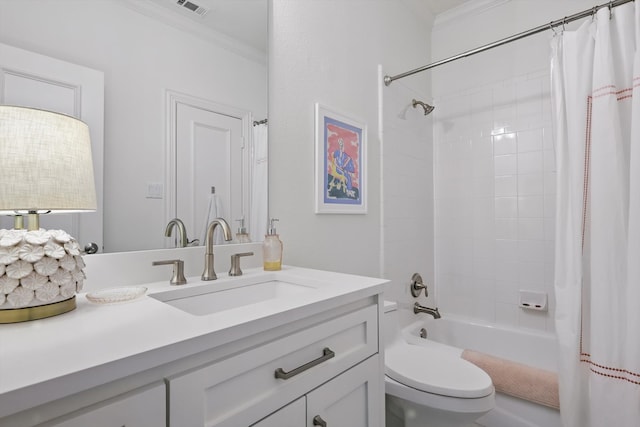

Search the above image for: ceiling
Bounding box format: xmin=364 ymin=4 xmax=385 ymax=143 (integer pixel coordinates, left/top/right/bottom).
xmin=146 ymin=0 xmax=268 ymax=53
xmin=145 ymin=0 xmax=474 ymax=55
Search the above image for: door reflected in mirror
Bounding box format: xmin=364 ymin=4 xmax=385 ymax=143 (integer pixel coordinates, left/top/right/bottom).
xmin=0 ymin=0 xmax=268 ymax=253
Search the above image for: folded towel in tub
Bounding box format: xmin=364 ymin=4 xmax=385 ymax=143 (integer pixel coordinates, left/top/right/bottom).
xmin=461 ymin=349 xmax=559 ymax=409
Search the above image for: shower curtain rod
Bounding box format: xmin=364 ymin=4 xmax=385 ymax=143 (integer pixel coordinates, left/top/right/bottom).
xmin=383 ymin=0 xmax=634 ymax=86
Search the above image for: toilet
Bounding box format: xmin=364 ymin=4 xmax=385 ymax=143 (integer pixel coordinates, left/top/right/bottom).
xmin=384 ymin=301 xmax=495 ymax=427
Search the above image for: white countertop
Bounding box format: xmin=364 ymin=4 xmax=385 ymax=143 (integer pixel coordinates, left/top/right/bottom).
xmin=0 ymin=266 xmax=387 ymax=418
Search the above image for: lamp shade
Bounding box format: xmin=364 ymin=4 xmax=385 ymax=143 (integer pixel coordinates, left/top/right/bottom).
xmin=0 ymin=106 xmax=96 ymax=212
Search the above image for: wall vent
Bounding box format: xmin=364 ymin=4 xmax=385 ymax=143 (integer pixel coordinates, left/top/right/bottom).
xmin=175 ymin=0 xmax=208 ymax=17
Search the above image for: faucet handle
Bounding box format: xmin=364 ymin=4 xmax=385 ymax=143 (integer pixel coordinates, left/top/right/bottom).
xmin=410 ymin=273 xmax=428 ymax=298
xmin=152 ymin=259 xmax=187 ymax=285
xmin=229 ymin=252 xmax=254 ymax=277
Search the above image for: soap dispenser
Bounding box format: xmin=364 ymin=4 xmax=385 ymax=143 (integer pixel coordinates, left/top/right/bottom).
xmin=263 ymin=218 xmax=283 ymax=271
xmin=235 ymin=218 xmax=251 ymax=243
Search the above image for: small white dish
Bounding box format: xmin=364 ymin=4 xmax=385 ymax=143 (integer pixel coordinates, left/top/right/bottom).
xmin=86 ymin=286 xmax=147 ymax=304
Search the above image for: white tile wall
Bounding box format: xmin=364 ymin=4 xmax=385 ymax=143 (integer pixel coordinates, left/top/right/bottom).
xmin=433 ymin=68 xmax=556 ymax=332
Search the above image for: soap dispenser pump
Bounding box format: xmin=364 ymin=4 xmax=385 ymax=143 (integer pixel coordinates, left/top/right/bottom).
xmin=263 ymin=218 xmax=283 ymax=271
xmin=235 ymin=218 xmax=251 ymax=243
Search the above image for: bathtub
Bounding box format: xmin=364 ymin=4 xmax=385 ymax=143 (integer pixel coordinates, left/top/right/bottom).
xmin=401 ymin=315 xmax=562 ymax=427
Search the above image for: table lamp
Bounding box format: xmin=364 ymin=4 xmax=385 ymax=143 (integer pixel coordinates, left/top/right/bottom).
xmin=0 ymin=106 xmax=96 ymax=323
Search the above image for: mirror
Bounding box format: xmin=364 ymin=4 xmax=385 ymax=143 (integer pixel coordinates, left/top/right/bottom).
xmin=0 ymin=0 xmax=268 ymax=253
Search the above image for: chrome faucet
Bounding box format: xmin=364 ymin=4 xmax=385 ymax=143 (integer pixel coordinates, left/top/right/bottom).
xmin=414 ymin=302 xmax=441 ymax=319
xmin=201 ymin=218 xmax=233 ymax=281
xmin=165 ymin=218 xmax=188 ymax=248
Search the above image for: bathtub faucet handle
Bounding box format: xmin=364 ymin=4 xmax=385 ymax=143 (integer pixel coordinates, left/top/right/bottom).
xmin=410 ymin=273 xmax=428 ymax=298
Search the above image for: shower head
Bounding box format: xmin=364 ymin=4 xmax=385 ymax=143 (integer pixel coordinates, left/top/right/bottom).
xmin=412 ymin=99 xmax=435 ymax=115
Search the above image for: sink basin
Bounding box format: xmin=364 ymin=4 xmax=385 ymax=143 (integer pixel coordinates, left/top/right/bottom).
xmin=149 ymin=279 xmax=316 ymax=316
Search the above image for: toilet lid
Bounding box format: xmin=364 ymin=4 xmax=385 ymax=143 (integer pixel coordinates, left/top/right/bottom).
xmin=385 ymin=342 xmax=494 ymax=398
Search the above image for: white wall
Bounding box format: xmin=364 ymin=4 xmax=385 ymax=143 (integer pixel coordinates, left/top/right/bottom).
xmin=269 ymin=0 xmax=435 ymax=287
xmin=381 ymin=75 xmax=435 ymax=314
xmin=0 ymin=0 xmax=267 ymax=253
xmin=431 ymin=0 xmax=596 ymax=332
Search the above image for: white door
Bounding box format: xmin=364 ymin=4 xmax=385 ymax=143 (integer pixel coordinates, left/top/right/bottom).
xmin=174 ymin=102 xmax=244 ymax=245
xmin=0 ymin=42 xmax=104 ymax=251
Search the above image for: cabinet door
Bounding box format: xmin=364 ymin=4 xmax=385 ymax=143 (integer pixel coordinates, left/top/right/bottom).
xmin=251 ymin=397 xmax=305 ymax=427
xmin=46 ymin=383 xmax=165 ymax=427
xmin=306 ymin=355 xmax=382 ymax=427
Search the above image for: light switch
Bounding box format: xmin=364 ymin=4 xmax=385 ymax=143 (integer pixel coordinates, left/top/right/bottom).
xmin=146 ymin=182 xmax=164 ymax=199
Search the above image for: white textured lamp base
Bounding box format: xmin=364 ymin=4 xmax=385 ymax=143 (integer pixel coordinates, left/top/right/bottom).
xmin=0 ymin=228 xmax=86 ymax=323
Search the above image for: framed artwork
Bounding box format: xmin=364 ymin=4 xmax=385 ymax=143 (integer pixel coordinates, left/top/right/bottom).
xmin=315 ymin=103 xmax=367 ymax=214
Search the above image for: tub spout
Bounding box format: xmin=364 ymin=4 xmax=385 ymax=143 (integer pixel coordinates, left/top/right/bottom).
xmin=414 ymin=302 xmax=441 ymax=319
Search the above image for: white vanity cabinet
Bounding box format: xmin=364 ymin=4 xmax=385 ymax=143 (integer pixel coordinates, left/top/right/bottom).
xmin=0 ymin=267 xmax=386 ymax=427
xmin=167 ymin=303 xmax=381 ymax=427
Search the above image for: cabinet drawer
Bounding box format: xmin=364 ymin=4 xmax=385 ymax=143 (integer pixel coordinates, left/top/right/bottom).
xmin=44 ymin=382 xmax=165 ymax=427
xmin=168 ymin=304 xmax=378 ymax=427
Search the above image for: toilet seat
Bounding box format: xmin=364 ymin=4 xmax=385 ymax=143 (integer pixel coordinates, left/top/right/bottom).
xmin=385 ymin=341 xmax=493 ymax=399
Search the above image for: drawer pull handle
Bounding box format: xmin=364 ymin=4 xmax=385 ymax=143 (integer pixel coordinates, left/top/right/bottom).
xmin=313 ymin=415 xmax=327 ymax=426
xmin=274 ymin=347 xmax=335 ymax=380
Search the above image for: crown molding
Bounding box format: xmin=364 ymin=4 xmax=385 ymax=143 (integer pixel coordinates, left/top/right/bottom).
xmin=433 ymin=0 xmax=511 ymax=30
xmin=114 ymin=0 xmax=266 ymax=65
xmin=400 ymin=0 xmax=437 ymax=25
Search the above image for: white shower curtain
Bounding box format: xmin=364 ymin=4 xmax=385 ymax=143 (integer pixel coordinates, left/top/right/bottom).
xmin=250 ymin=123 xmax=268 ymax=241
xmin=552 ymin=3 xmax=640 ymax=426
